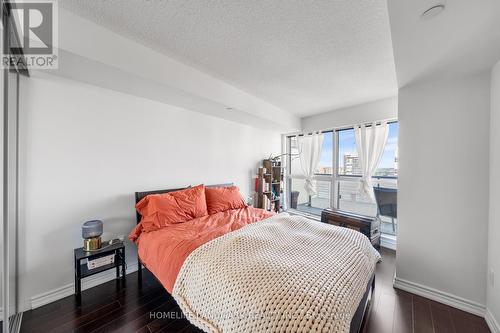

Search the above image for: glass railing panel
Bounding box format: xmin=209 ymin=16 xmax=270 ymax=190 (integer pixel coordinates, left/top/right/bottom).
xmin=337 ymin=177 xmax=397 ymax=235
xmin=290 ymin=178 xmax=331 ymax=215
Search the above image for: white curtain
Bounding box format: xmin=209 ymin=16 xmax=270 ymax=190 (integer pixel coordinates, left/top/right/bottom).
xmin=354 ymin=122 xmax=389 ymax=201
xmin=297 ymin=132 xmax=324 ymax=196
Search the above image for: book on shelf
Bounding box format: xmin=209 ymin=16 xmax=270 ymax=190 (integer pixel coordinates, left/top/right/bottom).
xmin=253 ymin=192 xmax=259 ymax=208
xmin=262 ymin=195 xmax=272 ymax=211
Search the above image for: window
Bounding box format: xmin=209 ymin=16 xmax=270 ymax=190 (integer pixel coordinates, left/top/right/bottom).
xmin=289 ymin=131 xmax=333 ymax=176
xmin=287 ymin=121 xmax=398 ymax=236
xmin=375 ymin=122 xmax=399 ymax=177
xmin=338 ymin=129 xmax=360 ymax=176
xmin=317 ymin=131 xmax=333 ymax=174
xmin=337 ymin=122 xmax=399 ymax=177
xmin=289 ymin=136 xmax=300 ymax=175
xmin=288 ymin=131 xmax=333 ymax=215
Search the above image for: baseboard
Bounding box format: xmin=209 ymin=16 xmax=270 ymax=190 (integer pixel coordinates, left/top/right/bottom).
xmin=486 ymin=309 xmax=500 ymax=333
xmin=380 ymin=234 xmax=396 ymax=250
xmin=30 ymin=262 xmax=138 ymax=310
xmin=393 ymin=277 xmax=486 ymax=316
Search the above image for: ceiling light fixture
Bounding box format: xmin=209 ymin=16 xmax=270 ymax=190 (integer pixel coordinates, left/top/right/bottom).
xmin=421 ymin=4 xmax=445 ymax=20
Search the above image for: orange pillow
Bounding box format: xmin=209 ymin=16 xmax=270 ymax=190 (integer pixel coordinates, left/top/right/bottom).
xmin=205 ymin=186 xmax=247 ymax=215
xmin=136 ymin=184 xmax=208 ymax=232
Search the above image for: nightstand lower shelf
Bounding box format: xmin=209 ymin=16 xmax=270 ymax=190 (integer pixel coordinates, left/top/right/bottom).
xmin=74 ymin=242 xmax=126 ymax=305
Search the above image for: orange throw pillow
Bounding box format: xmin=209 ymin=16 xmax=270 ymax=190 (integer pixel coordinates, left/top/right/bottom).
xmin=136 ymin=184 xmax=208 ymax=232
xmin=205 ymin=186 xmax=247 ymax=215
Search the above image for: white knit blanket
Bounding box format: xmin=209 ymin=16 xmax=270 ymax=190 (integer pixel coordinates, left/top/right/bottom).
xmin=172 ymin=213 xmax=380 ymax=333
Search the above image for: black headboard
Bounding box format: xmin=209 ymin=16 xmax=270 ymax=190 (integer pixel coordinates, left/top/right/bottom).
xmin=134 ymin=183 xmax=234 ymax=224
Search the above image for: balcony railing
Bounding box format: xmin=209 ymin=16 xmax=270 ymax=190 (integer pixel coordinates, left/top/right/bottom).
xmin=290 ymin=176 xmax=397 ymax=236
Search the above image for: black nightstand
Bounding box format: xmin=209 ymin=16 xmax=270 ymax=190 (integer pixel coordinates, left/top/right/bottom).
xmin=74 ymin=241 xmax=126 ymax=304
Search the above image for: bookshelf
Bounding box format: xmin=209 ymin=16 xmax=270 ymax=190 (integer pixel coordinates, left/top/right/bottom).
xmin=255 ymin=158 xmax=284 ymax=212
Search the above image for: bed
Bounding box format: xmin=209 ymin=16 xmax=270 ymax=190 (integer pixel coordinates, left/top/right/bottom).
xmin=131 ymin=184 xmax=379 ymax=333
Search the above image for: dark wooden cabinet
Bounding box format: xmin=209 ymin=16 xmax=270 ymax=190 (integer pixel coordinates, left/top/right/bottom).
xmin=321 ymin=208 xmax=380 ymax=249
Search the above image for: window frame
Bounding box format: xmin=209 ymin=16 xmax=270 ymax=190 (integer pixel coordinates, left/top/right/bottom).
xmin=285 ymin=120 xmax=398 ymax=213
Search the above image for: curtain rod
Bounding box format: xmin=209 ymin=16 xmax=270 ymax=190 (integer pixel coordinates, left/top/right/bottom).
xmin=285 ymin=118 xmax=398 ymax=138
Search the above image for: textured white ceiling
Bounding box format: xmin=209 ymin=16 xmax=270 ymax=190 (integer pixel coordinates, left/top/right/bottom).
xmin=61 ymin=0 xmax=397 ymax=117
xmin=388 ymin=0 xmax=500 ymax=87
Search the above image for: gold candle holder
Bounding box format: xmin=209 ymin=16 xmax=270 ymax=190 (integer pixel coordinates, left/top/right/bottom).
xmin=83 ymin=236 xmax=102 ymax=251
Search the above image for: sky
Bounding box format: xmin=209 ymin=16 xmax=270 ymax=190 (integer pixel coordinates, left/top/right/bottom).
xmin=318 ymin=122 xmax=399 ymax=169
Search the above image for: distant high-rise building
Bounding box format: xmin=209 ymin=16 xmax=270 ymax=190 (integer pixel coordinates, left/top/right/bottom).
xmin=318 ymin=166 xmax=333 ymax=174
xmin=344 ymin=154 xmax=361 ymax=175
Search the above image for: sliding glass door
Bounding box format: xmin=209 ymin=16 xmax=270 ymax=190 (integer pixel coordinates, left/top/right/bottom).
xmin=287 ymin=131 xmax=333 ymax=215
xmin=3 ymin=69 xmax=19 ymax=331
xmin=2 ymin=1 xmax=26 ymax=330
xmin=336 ymin=124 xmax=398 ymax=235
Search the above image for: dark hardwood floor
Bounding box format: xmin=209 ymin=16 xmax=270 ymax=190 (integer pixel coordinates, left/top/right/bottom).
xmin=20 ymin=248 xmax=490 ymax=333
xmin=364 ymin=248 xmax=490 ymax=333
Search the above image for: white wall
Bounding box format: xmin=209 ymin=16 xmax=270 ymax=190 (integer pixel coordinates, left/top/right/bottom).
xmin=395 ymin=72 xmax=490 ymax=311
xmin=301 ymin=96 xmax=397 ymax=132
xmin=17 ymin=73 xmax=281 ymax=310
xmin=487 ymin=60 xmax=500 ymax=329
